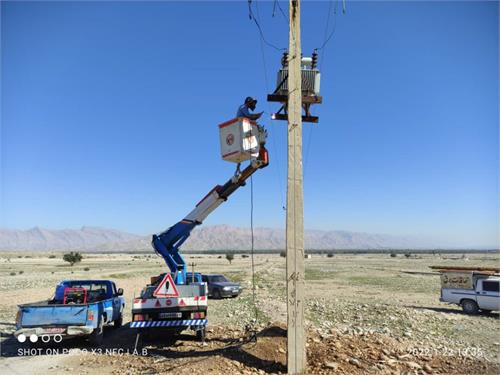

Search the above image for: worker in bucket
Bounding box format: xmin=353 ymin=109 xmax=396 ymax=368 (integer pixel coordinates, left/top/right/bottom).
xmin=237 ymin=96 xmax=263 ymax=120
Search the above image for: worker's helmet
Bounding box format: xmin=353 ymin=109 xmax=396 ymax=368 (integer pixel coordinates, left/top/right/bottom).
xmin=245 ymin=96 xmax=257 ymax=105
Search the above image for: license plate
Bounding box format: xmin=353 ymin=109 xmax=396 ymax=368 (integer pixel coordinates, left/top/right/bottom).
xmin=44 ymin=328 xmax=65 ymax=334
xmin=158 ymin=312 xmax=182 ymax=319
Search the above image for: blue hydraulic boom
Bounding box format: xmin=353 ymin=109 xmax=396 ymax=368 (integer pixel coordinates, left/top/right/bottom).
xmin=151 ymin=146 xmax=269 ymax=285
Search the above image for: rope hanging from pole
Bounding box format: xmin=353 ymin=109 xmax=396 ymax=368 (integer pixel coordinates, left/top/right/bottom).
xmin=247 ymin=175 xmax=258 ymax=342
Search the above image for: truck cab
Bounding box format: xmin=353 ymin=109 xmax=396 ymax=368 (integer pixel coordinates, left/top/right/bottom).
xmin=439 ymin=273 xmax=500 ymax=314
xmin=52 ymin=280 xmax=125 ymax=324
xmin=186 ymin=272 xmax=202 ymax=284
xmin=474 ymin=278 xmax=500 ymax=312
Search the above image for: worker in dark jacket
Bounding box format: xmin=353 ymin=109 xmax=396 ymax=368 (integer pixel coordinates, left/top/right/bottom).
xmin=236 ymin=97 xmax=263 ymax=120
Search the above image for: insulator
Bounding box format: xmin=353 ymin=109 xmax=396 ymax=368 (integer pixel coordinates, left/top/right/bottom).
xmin=311 ymin=50 xmax=318 ymax=70
xmin=281 ymin=52 xmax=289 ymax=68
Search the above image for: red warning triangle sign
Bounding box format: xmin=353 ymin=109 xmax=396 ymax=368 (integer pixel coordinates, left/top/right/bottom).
xmin=153 ymin=274 xmax=179 ymax=298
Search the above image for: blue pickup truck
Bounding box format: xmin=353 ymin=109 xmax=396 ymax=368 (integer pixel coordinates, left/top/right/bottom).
xmin=14 ymin=280 xmax=125 ymax=345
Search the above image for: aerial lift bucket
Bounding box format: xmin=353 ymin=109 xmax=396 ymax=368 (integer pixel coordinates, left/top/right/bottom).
xmin=219 ymin=117 xmax=267 ymax=163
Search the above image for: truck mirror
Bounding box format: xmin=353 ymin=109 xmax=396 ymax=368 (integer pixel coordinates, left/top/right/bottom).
xmin=117 ymin=288 xmax=124 ymax=296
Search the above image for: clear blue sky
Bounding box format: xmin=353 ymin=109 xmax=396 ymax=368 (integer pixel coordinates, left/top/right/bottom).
xmin=1 ymin=1 xmax=498 ymax=247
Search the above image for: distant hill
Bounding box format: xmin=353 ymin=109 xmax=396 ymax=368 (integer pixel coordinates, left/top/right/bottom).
xmin=0 ymin=226 xmax=141 ymax=251
xmin=0 ymin=225 xmax=446 ymax=252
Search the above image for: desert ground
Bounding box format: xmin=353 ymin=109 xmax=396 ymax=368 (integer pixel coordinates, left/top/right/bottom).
xmin=0 ymin=252 xmax=498 ymax=374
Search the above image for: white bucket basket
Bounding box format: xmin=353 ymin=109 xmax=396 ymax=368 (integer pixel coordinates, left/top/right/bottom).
xmin=218 ymin=117 xmax=261 ymax=163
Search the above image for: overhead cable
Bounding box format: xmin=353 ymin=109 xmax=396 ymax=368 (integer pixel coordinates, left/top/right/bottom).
xmin=248 ymin=0 xmax=286 ymax=51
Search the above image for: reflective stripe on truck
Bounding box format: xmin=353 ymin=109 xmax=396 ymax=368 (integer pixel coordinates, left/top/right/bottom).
xmin=130 ymin=319 xmax=208 ymax=328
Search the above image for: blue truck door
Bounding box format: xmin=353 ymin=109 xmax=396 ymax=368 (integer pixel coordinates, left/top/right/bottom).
xmin=111 ymin=282 xmax=121 ymax=320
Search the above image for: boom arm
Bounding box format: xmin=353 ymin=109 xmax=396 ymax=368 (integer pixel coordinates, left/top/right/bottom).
xmin=151 ymin=147 xmax=269 ymax=285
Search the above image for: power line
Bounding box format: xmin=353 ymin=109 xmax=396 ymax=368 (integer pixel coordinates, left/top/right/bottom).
xmin=247 ymin=2 xmax=286 ymax=338
xmin=249 ymin=176 xmax=257 ymax=319
xmin=255 ymin=0 xmax=286 ymax=211
xmin=303 ymin=1 xmax=334 ymax=179
xmin=249 ymin=175 xmax=260 ymax=342
xmin=306 ymin=1 xmax=341 ymax=179
xmin=317 ymin=0 xmax=339 ymax=53
xmin=248 ymin=0 xmax=286 ymax=51
xmin=272 ymin=0 xmax=288 ymax=24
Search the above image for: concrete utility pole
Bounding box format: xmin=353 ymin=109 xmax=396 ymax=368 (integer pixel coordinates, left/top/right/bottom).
xmin=286 ymin=0 xmax=305 ymax=374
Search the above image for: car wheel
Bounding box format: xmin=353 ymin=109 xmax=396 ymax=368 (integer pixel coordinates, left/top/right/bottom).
xmin=213 ymin=289 xmax=221 ymax=299
xmin=461 ymin=299 xmax=479 ymax=315
xmin=89 ymin=317 xmax=104 ymax=346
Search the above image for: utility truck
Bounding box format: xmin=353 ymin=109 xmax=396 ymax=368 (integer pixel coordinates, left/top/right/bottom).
xmin=131 ymin=117 xmax=268 ymax=341
xmin=14 ymin=280 xmax=125 ymax=345
xmin=431 ymin=266 xmax=500 ymax=314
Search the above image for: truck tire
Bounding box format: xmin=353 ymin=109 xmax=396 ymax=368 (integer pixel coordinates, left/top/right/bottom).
xmin=113 ymin=314 xmax=123 ymax=328
xmin=213 ymin=289 xmax=221 ymax=299
xmin=461 ymin=299 xmax=479 ymax=315
xmin=89 ymin=317 xmax=104 ymax=346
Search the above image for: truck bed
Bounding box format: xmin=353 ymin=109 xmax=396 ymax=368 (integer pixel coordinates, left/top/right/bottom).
xmin=19 ymin=301 xmax=91 ymax=327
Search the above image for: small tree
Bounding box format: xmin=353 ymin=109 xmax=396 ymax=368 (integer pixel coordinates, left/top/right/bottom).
xmin=404 ymin=252 xmax=411 ymax=258
xmin=226 ymin=253 xmax=234 ymax=264
xmin=327 ymin=252 xmax=334 ymax=258
xmin=63 ymin=251 xmax=83 ymax=266
xmin=279 ymin=251 xmax=286 ymax=258
xmin=390 ymin=252 xmax=397 ymax=258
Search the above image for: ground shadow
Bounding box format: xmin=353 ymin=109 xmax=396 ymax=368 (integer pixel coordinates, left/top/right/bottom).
xmin=145 ymin=338 xmax=286 ymax=373
xmin=256 ymin=325 xmax=286 ymax=338
xmin=1 ymin=324 xmax=137 ymax=357
xmin=1 ymin=324 xmax=288 ymax=373
xmin=135 ymin=325 xmax=287 ymax=373
xmin=406 ymin=305 xmax=500 ymax=319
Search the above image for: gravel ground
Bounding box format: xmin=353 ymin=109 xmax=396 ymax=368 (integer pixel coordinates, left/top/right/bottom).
xmin=0 ymin=252 xmax=498 ymax=374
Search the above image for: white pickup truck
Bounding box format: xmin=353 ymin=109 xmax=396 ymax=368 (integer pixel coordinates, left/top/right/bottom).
xmin=440 ymin=274 xmax=500 ymax=314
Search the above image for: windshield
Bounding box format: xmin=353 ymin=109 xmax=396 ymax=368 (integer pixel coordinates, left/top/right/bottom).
xmin=209 ymin=275 xmax=228 ymax=283
xmin=54 ymin=282 xmax=110 ymax=303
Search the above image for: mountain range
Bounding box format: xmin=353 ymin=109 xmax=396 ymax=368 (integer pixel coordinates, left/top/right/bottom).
xmin=0 ymin=225 xmax=453 ymax=252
